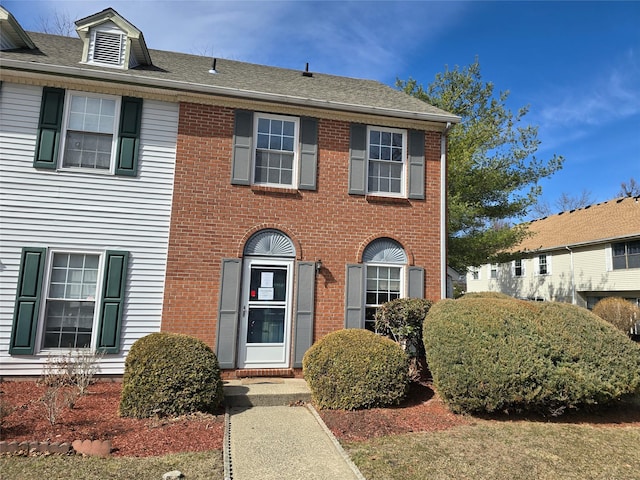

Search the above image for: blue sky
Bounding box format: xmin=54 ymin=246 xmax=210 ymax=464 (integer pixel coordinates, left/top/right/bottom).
xmin=4 ymin=0 xmax=639 ymax=216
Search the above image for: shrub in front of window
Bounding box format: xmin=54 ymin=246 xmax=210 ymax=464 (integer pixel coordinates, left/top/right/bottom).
xmin=461 ymin=291 xmax=513 ymax=300
xmin=303 ymin=329 xmax=409 ymax=410
xmin=424 ymin=297 xmax=640 ymax=415
xmin=592 ymin=297 xmax=640 ymax=336
xmin=119 ymin=333 xmax=223 ymax=418
xmin=374 ymin=298 xmax=432 ymax=378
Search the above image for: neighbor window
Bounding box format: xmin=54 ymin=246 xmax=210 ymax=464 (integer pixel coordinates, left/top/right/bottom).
xmin=612 ymin=240 xmax=640 ymax=270
xmin=470 ymin=267 xmax=480 ymax=280
xmin=514 ymin=259 xmax=524 ymax=277
xmin=490 ymin=264 xmax=498 ymax=279
xmin=367 ymin=126 xmax=406 ymax=196
xmin=254 ymin=114 xmax=298 ymax=187
xmin=42 ymin=253 xmax=100 ymax=349
xmin=62 ymin=93 xmax=118 ymax=170
xmin=538 ymin=254 xmax=549 ymax=275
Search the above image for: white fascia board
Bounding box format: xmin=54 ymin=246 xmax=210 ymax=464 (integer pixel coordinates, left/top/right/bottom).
xmin=0 ymin=58 xmax=461 ymax=125
xmin=524 ymin=233 xmax=640 ymax=253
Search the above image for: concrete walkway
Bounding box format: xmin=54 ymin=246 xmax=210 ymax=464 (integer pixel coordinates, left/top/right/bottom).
xmin=223 ymin=379 xmax=365 ymax=480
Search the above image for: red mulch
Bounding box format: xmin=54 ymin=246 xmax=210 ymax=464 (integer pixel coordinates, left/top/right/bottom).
xmin=0 ymin=381 xmax=224 ymax=457
xmin=3 ymin=380 xmax=639 ymax=457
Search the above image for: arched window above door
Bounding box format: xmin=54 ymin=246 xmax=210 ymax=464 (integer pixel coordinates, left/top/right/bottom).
xmin=243 ymin=229 xmax=296 ymax=257
xmin=362 ymin=238 xmax=407 ymax=264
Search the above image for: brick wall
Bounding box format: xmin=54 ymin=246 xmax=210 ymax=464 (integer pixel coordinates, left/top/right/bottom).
xmin=162 ymin=102 xmax=443 ymax=359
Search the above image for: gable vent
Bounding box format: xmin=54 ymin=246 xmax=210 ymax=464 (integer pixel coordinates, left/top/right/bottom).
xmin=92 ymin=31 xmax=124 ymax=65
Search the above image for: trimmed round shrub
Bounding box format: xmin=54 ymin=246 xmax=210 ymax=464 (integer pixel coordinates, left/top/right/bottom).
xmin=119 ymin=333 xmax=223 ymax=418
xmin=424 ymin=298 xmax=640 ymax=415
xmin=303 ymin=329 xmax=409 ymax=410
xmin=461 ymin=291 xmax=513 ymax=300
xmin=592 ymin=297 xmax=640 ymax=335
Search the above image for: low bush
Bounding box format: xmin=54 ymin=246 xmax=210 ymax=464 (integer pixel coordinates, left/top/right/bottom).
xmin=592 ymin=297 xmax=640 ymax=335
xmin=424 ymin=298 xmax=640 ymax=415
xmin=119 ymin=333 xmax=223 ymax=418
xmin=303 ymin=329 xmax=409 ymax=410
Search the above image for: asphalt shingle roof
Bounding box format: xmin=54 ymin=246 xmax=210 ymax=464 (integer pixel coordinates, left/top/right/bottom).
xmin=518 ymin=196 xmax=640 ymax=251
xmin=1 ymin=31 xmax=456 ymax=121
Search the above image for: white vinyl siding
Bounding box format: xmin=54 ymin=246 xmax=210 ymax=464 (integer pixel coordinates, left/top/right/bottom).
xmin=0 ymin=83 xmax=178 ymax=375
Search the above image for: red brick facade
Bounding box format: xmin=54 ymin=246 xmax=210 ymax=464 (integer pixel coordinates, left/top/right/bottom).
xmin=161 ymin=102 xmax=444 ymax=374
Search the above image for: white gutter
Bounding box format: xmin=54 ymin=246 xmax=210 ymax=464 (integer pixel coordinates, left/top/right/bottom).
xmin=1 ymin=58 xmax=462 ymax=125
xmin=441 ymin=122 xmax=453 ymax=299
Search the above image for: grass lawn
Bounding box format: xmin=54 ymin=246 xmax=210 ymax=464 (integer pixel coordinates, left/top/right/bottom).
xmin=0 ymin=450 xmax=223 ymax=480
xmin=346 ymin=421 xmax=640 ymax=480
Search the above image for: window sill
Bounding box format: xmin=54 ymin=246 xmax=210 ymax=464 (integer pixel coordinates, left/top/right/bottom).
xmin=250 ymin=185 xmax=301 ymax=197
xmin=365 ymin=195 xmax=411 ymax=205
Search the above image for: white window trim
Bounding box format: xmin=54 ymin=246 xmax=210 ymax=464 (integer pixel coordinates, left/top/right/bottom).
xmin=366 ymin=125 xmax=407 ymax=198
xmin=489 ymin=263 xmax=499 ymax=280
xmin=364 ymin=262 xmax=406 ymax=329
xmin=35 ymin=249 xmax=106 ymax=354
xmin=252 ymin=112 xmax=300 ymax=189
xmin=58 ymin=91 xmax=121 ymax=175
xmin=469 ymin=267 xmax=481 ymax=281
xmin=513 ymin=259 xmax=525 ymax=277
xmin=536 ymin=254 xmax=552 ymax=276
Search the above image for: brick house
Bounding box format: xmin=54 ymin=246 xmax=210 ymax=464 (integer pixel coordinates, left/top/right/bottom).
xmin=0 ymin=7 xmax=458 ymax=377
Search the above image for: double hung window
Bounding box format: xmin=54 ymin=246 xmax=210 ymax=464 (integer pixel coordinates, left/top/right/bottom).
xmin=612 ymin=240 xmax=640 ymax=269
xmin=514 ymin=259 xmax=524 ymax=277
xmin=254 ymin=114 xmax=299 ymax=187
xmin=367 ymin=126 xmax=406 ymax=196
xmin=538 ymin=254 xmax=549 ymax=275
xmin=62 ymin=94 xmax=118 ymax=171
xmin=43 ymin=253 xmax=99 ymax=349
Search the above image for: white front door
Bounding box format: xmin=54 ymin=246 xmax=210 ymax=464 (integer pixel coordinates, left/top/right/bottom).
xmin=238 ymin=258 xmax=293 ymax=369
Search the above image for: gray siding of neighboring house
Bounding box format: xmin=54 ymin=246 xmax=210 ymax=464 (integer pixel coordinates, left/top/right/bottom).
xmin=0 ymin=82 xmax=178 ymax=375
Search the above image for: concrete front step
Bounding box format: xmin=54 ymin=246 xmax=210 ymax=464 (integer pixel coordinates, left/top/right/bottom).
xmin=223 ymin=378 xmax=312 ymax=407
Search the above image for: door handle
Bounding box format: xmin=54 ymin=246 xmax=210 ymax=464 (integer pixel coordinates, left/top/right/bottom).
xmin=242 ymin=305 xmax=247 ymax=317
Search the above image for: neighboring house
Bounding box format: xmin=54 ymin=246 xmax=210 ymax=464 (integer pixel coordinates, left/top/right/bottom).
xmin=0 ymin=7 xmax=458 ymax=378
xmin=466 ymin=197 xmax=640 ymax=334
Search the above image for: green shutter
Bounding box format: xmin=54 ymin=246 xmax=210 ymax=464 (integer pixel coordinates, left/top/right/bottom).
xmin=96 ymin=251 xmax=128 ymax=353
xmin=407 ymin=130 xmax=425 ymax=199
xmin=231 ymin=110 xmax=253 ymax=185
xmin=115 ymin=97 xmax=143 ymax=176
xmin=344 ymin=263 xmax=364 ymax=328
xmin=293 ymin=261 xmax=315 ymax=367
xmin=408 ymin=266 xmax=425 ymax=299
xmin=9 ymin=247 xmax=46 ymax=355
xmin=348 ymin=124 xmax=367 ymax=195
xmin=216 ymin=258 xmax=242 ymax=368
xmin=33 ymin=87 xmax=65 ymax=169
xmin=298 ymin=117 xmax=318 ymax=190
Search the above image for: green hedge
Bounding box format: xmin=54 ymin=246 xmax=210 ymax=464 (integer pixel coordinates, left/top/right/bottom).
xmin=424 ymin=298 xmax=640 ymax=415
xmin=303 ymin=329 xmax=409 ymax=410
xmin=119 ymin=333 xmax=223 ymax=418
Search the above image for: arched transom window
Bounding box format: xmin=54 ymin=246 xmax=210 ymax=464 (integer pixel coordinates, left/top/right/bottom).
xmin=243 ymin=229 xmax=296 ymax=257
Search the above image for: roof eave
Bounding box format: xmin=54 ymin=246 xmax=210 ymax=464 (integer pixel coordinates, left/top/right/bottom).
xmin=522 ymin=232 xmax=640 ymax=253
xmin=0 ymin=58 xmax=461 ymax=124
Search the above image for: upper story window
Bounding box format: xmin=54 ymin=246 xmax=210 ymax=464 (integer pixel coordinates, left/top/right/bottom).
xmin=62 ymin=93 xmax=119 ymax=171
xmin=367 ymin=126 xmax=406 ymax=196
xmin=613 ymin=240 xmax=640 ymax=269
xmin=254 ymin=114 xmax=299 ymax=187
xmin=33 ymin=87 xmax=142 ymax=176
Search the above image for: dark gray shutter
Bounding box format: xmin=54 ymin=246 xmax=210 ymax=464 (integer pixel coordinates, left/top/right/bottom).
xmin=408 ymin=266 xmax=425 ymax=299
xmin=348 ymin=123 xmax=367 ymax=195
xmin=216 ymin=258 xmax=242 ymax=368
xmin=231 ymin=110 xmax=253 ymax=185
xmin=344 ymin=264 xmax=364 ymax=328
xmin=97 ymin=251 xmax=128 ymax=353
xmin=33 ymin=87 xmax=65 ymax=169
xmin=298 ymin=117 xmax=318 ymax=190
xmin=407 ymin=130 xmax=425 ymax=200
xmin=293 ymin=261 xmax=315 ymax=367
xmin=9 ymin=247 xmax=46 ymax=355
xmin=115 ymin=97 xmax=143 ymax=176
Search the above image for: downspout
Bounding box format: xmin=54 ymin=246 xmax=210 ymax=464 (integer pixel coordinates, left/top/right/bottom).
xmin=566 ymin=246 xmax=576 ymax=304
xmin=440 ymin=122 xmax=452 ymax=299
